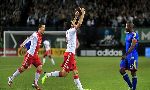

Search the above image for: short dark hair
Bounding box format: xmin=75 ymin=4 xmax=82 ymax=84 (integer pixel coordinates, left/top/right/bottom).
xmin=38 ymin=24 xmax=44 ymax=28
xmin=126 ymin=21 xmax=134 ymax=25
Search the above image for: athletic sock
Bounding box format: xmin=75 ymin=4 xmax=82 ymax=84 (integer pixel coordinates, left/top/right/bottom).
xmin=43 ymin=58 xmax=46 ymax=65
xmin=34 ymin=70 xmax=41 ymax=85
xmin=123 ymin=73 xmax=132 ymax=88
xmin=132 ymin=76 xmax=137 ymax=90
xmin=11 ymin=68 xmax=22 ymax=80
xmin=51 ymin=58 xmax=55 ymax=65
xmin=74 ymin=75 xmax=83 ymax=90
xmin=46 ymin=71 xmax=62 ymax=77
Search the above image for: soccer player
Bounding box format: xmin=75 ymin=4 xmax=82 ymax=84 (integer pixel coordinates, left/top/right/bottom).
xmin=8 ymin=24 xmax=45 ymax=90
xmin=120 ymin=21 xmax=139 ymax=90
xmin=42 ymin=40 xmax=55 ymax=65
xmin=42 ymin=7 xmax=85 ymax=90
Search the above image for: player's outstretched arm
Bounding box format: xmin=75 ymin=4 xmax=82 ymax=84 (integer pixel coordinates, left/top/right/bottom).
xmin=21 ymin=33 xmax=36 ymax=47
xmin=21 ymin=37 xmax=30 ymax=48
xmin=74 ymin=8 xmax=85 ymax=29
xmin=19 ymin=38 xmax=28 ymax=54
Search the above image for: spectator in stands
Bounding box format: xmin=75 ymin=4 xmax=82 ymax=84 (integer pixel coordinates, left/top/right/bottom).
xmin=27 ymin=14 xmax=35 ymax=26
xmin=0 ymin=0 xmax=150 ymax=27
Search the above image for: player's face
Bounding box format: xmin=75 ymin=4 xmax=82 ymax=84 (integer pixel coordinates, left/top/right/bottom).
xmin=125 ymin=23 xmax=133 ymax=32
xmin=39 ymin=25 xmax=45 ymax=34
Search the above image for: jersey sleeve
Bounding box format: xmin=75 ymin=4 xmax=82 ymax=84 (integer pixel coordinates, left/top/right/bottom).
xmin=22 ymin=32 xmax=36 ymax=45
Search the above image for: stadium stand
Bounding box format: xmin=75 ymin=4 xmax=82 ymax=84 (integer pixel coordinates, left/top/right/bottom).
xmin=0 ymin=0 xmax=150 ymax=27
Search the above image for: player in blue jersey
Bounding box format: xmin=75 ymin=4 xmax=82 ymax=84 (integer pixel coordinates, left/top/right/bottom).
xmin=120 ymin=21 xmax=139 ymax=90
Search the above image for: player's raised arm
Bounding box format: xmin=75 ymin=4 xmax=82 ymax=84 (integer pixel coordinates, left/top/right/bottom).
xmin=74 ymin=8 xmax=85 ymax=30
xmin=71 ymin=17 xmax=77 ymax=26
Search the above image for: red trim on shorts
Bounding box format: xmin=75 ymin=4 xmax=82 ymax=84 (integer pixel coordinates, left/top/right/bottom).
xmin=22 ymin=53 xmax=30 ymax=69
xmin=61 ymin=52 xmax=77 ymax=73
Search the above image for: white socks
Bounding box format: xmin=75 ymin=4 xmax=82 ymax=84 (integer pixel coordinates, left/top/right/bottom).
xmin=45 ymin=71 xmax=83 ymax=90
xmin=11 ymin=69 xmax=21 ymax=80
xmin=35 ymin=72 xmax=40 ymax=85
xmin=51 ymin=58 xmax=55 ymax=65
xmin=74 ymin=78 xmax=83 ymax=90
xmin=46 ymin=71 xmax=60 ymax=77
xmin=43 ymin=58 xmax=55 ymax=65
xmin=43 ymin=58 xmax=46 ymax=65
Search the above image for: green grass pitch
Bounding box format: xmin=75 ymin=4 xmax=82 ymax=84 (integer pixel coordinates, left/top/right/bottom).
xmin=0 ymin=56 xmax=150 ymax=90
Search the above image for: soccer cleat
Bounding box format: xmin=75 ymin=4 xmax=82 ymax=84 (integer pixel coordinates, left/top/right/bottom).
xmin=128 ymin=87 xmax=133 ymax=90
xmin=8 ymin=77 xmax=13 ymax=87
xmin=76 ymin=85 xmax=84 ymax=90
xmin=32 ymin=83 xmax=41 ymax=90
xmin=41 ymin=73 xmax=47 ymax=84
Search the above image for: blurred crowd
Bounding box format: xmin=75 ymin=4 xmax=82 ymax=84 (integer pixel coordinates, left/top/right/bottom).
xmin=0 ymin=0 xmax=150 ymax=28
xmin=0 ymin=0 xmax=23 ymax=26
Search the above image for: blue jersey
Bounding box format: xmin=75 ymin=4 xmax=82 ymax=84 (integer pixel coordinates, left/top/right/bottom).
xmin=25 ymin=41 xmax=31 ymax=50
xmin=120 ymin=31 xmax=139 ymax=70
xmin=125 ymin=32 xmax=139 ymax=54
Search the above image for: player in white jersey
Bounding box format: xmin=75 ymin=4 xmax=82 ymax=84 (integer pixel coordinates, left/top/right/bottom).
xmin=42 ymin=7 xmax=85 ymax=90
xmin=8 ymin=24 xmax=45 ymax=90
xmin=42 ymin=40 xmax=55 ymax=65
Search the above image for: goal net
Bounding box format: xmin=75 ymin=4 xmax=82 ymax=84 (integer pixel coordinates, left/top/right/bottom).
xmin=3 ymin=31 xmax=66 ymax=57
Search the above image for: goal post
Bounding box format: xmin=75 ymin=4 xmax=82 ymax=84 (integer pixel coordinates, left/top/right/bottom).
xmin=3 ymin=31 xmax=66 ymax=56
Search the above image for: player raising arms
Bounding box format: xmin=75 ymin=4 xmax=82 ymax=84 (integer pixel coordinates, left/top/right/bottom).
xmin=42 ymin=40 xmax=55 ymax=65
xmin=8 ymin=24 xmax=45 ymax=90
xmin=42 ymin=7 xmax=85 ymax=90
xmin=120 ymin=21 xmax=139 ymax=90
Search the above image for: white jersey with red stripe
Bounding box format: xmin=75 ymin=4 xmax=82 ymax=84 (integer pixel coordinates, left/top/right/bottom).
xmin=65 ymin=27 xmax=77 ymax=54
xmin=43 ymin=40 xmax=50 ymax=51
xmin=22 ymin=32 xmax=42 ymax=56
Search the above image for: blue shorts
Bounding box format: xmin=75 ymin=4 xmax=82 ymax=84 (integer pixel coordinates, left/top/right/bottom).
xmin=120 ymin=53 xmax=138 ymax=71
